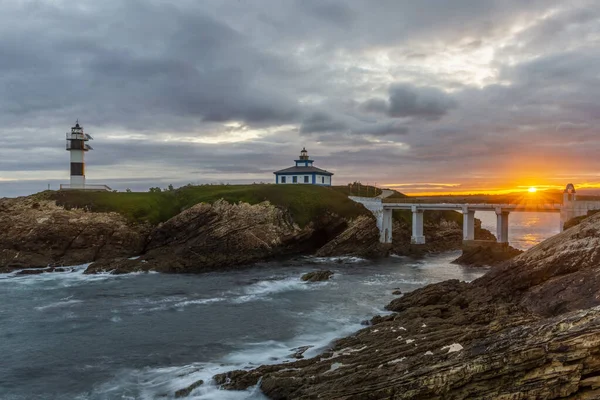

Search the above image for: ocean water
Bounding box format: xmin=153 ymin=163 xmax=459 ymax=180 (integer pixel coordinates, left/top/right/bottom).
xmin=0 ymin=214 xmax=558 ymax=399
xmin=476 ymin=211 xmax=560 ymax=250
xmin=0 ymin=255 xmax=484 ymax=400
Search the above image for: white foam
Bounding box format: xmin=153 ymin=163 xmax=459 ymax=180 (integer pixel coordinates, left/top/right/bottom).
xmin=91 ymin=362 xmax=268 ymax=400
xmin=93 ymin=313 xmax=364 ymax=400
xmin=244 ymin=277 xmax=314 ymax=296
xmin=35 ymin=299 xmax=83 ymax=311
xmin=0 ymin=263 xmax=149 ymax=289
xmin=308 ymin=256 xmax=367 ymax=264
xmin=173 ymin=298 xmax=227 ymax=308
xmin=229 ymin=276 xmax=324 ymax=304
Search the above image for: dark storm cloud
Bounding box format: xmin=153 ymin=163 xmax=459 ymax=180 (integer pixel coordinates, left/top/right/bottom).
xmin=360 ymin=84 xmax=457 ymax=121
xmin=2 ymin=0 xmax=600 ymax=196
xmin=387 ymin=84 xmax=457 ymax=120
xmin=300 ymin=112 xmax=348 ymax=133
xmin=357 ymin=122 xmax=409 ymax=136
xmin=360 ymin=98 xmax=388 ymax=114
xmin=0 ymin=1 xmax=300 ymax=130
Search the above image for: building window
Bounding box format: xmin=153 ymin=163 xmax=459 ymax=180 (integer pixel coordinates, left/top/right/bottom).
xmin=281 ymin=176 xmax=286 ymax=183
xmin=293 ymin=176 xmax=297 ymax=183
xmin=304 ymin=176 xmax=309 ymax=183
xmin=322 ymin=176 xmax=325 ymax=183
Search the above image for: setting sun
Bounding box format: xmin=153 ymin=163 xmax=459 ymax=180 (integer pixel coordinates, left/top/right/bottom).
xmin=528 ymin=187 xmax=537 ymax=193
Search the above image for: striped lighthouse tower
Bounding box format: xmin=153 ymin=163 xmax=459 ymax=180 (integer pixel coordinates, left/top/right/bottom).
xmin=66 ymin=120 xmax=93 ymax=188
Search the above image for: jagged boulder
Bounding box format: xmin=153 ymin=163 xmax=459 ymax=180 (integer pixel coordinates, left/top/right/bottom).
xmin=301 ymin=270 xmax=334 ymax=282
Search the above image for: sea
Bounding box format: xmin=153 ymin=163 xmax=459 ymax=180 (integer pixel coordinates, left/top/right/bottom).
xmin=0 ymin=212 xmax=560 ymax=399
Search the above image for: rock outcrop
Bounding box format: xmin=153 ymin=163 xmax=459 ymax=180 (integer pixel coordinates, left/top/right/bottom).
xmin=315 ymin=215 xmax=388 ymax=258
xmin=452 ymin=242 xmax=523 ymax=267
xmin=0 ymin=197 xmax=148 ymax=273
xmin=215 ymin=212 xmax=600 ymax=399
xmin=85 ymin=200 xmax=349 ymax=274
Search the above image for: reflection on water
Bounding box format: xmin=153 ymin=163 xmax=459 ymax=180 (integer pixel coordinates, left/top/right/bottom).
xmin=476 ymin=212 xmax=560 ymax=250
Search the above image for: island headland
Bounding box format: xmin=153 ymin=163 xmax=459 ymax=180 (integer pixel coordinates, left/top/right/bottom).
xmin=0 ymin=184 xmax=498 ymax=275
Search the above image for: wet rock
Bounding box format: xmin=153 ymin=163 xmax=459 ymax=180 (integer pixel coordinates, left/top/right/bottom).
xmin=452 ymin=241 xmax=523 ymax=267
xmin=174 ymin=380 xmax=204 ymax=398
xmin=289 ymin=345 xmax=313 ymax=359
xmin=301 ymin=270 xmax=334 ymax=282
xmin=16 ymin=269 xmax=45 ymax=275
xmin=392 ymin=289 xmax=402 ymax=295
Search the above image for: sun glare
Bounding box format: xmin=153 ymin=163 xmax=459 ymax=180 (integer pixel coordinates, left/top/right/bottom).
xmin=528 ymin=187 xmax=537 ymax=193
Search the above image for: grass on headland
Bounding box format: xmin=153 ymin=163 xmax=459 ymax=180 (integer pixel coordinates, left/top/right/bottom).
xmin=37 ymin=184 xmax=370 ymax=227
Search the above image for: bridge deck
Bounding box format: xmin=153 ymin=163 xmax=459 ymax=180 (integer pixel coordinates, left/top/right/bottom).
xmin=382 ymin=203 xmax=562 ymax=212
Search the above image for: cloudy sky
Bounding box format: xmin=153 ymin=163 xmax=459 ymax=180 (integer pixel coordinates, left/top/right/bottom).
xmin=2 ymin=0 xmax=600 ymax=196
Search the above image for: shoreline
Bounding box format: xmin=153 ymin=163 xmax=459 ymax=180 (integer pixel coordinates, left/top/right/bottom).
xmin=214 ymin=212 xmax=600 ymax=399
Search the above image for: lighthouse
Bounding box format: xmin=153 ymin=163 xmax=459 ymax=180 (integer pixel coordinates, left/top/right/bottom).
xmin=65 ymin=121 xmax=93 ymax=188
xmin=60 ymin=121 xmax=111 ymax=191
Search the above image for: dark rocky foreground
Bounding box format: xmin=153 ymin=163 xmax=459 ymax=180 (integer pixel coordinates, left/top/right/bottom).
xmin=214 ymin=212 xmax=600 ymax=399
xmin=0 ymin=196 xmax=489 ymax=274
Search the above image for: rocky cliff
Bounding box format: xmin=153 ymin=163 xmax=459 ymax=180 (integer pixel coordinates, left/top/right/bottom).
xmin=1 ymin=191 xmax=485 ymax=274
xmin=215 ymin=212 xmax=600 ymax=399
xmin=86 ymin=199 xmax=351 ymax=274
xmin=0 ymin=197 xmax=148 ymax=273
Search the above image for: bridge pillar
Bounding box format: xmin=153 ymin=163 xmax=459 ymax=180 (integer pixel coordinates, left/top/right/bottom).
xmin=495 ymin=208 xmax=509 ymax=243
xmin=381 ymin=209 xmax=393 ymax=243
xmin=411 ymin=206 xmax=426 ymax=244
xmin=462 ymin=207 xmax=475 ymax=241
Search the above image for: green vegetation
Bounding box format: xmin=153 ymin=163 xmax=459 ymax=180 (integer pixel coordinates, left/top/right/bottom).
xmin=38 ymin=185 xmax=369 ymax=227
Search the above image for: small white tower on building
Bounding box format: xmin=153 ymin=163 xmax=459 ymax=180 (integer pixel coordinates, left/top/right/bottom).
xmin=66 ymin=120 xmax=93 ymax=188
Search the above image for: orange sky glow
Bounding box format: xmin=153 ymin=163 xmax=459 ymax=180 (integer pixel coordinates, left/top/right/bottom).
xmin=384 ymin=182 xmax=600 ymax=196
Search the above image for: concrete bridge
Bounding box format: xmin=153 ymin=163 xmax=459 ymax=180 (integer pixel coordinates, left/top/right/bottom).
xmin=350 ymin=184 xmax=600 ymax=245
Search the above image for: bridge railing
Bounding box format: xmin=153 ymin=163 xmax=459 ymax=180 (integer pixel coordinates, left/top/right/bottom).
xmin=382 ymin=198 xmax=563 ymax=207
